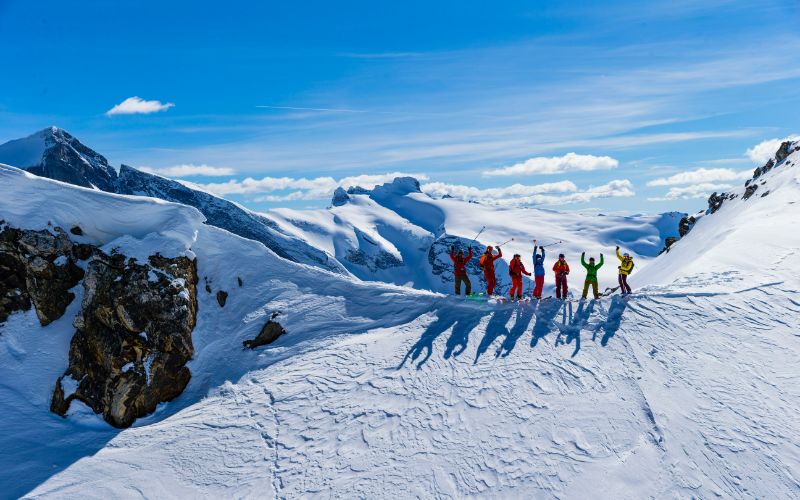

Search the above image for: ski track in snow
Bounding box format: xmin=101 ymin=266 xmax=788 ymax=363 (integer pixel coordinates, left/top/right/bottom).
xmin=25 ymin=281 xmax=800 ymax=499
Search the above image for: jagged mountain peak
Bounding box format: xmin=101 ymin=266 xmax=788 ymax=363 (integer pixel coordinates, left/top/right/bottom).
xmin=0 ymin=126 xmax=117 ymax=191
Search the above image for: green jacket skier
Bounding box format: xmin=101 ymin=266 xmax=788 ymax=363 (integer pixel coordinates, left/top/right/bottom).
xmin=580 ymin=252 xmax=604 ymax=299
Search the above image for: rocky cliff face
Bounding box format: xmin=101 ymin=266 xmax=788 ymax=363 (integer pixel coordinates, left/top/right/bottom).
xmin=0 ymin=222 xmax=87 ymax=326
xmin=51 ymin=251 xmax=198 ymax=428
xmin=0 ymin=219 xmax=200 ymax=428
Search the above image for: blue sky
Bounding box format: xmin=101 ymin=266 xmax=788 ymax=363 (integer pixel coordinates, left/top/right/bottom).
xmin=2 ymin=0 xmax=800 ymax=213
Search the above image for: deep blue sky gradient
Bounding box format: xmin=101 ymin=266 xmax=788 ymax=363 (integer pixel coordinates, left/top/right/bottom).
xmin=2 ymin=0 xmax=800 ymax=212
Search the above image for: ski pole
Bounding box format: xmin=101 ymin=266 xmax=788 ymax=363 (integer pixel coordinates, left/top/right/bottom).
xmin=540 ymin=240 xmax=563 ymax=248
xmin=470 ymin=226 xmax=486 ymax=246
xmin=496 ymin=237 xmax=514 ymax=247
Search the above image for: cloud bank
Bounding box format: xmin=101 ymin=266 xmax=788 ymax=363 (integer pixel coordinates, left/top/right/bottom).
xmin=647 ymin=167 xmax=751 ymax=187
xmin=141 ymin=164 xmax=235 ymax=177
xmin=422 ymin=179 xmax=634 ymax=206
xmin=199 ymin=172 xmax=429 ymax=202
xmin=648 ymin=183 xmax=733 ymax=201
xmin=107 ymin=97 xmax=175 ymax=116
xmin=484 ymin=153 xmax=619 ymax=177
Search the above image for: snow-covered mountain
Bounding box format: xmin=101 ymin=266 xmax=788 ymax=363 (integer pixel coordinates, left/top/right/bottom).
xmin=0 ymin=127 xmax=117 ymax=191
xmin=1 ymin=138 xmax=798 ymax=498
xmin=271 ymin=177 xmax=683 ymax=295
xmin=0 ymin=128 xmax=346 ymax=275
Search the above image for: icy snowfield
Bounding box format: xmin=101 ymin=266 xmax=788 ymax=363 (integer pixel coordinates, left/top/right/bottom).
xmin=2 ymin=144 xmax=800 ymax=499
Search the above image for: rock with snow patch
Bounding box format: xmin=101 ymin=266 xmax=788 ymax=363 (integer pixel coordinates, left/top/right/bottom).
xmin=0 ymin=224 xmax=84 ymax=326
xmin=243 ymin=312 xmax=286 ymax=349
xmin=51 ymin=250 xmax=198 ymax=428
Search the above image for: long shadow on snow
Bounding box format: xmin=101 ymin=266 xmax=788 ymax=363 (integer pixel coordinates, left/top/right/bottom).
xmin=474 ymin=306 xmax=535 ymax=361
xmin=399 ymin=303 xmax=486 ymax=369
xmin=555 ymin=299 xmax=596 ymax=357
xmin=594 ymin=295 xmax=629 ymax=346
xmin=531 ymin=299 xmax=564 ymax=348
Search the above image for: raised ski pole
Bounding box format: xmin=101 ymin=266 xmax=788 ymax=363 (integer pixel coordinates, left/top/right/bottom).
xmin=469 ymin=226 xmax=486 ymax=247
xmin=540 ymin=240 xmax=563 ymax=248
xmin=496 ymin=237 xmax=515 ymax=247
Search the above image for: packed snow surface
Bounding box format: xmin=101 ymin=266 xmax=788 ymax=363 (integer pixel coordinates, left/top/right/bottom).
xmin=2 ymin=142 xmax=800 ymax=498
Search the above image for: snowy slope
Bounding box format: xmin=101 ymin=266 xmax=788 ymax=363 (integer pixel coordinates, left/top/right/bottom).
xmin=271 ymin=177 xmax=682 ymax=295
xmin=2 ymin=142 xmax=800 ymax=498
xmin=638 ymin=140 xmax=800 ymax=291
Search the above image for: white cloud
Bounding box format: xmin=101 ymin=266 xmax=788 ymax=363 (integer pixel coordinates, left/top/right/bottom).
xmin=421 ymin=179 xmax=634 ymax=206
xmin=484 ymin=153 xmax=619 ymax=177
xmin=106 ymin=96 xmax=175 ymax=116
xmin=199 ymin=172 xmax=428 ymax=201
xmin=647 ymin=167 xmax=751 ymax=186
xmin=746 ymin=135 xmax=800 ymax=164
xmin=648 ymin=183 xmax=732 ymax=201
xmin=141 ymin=164 xmax=235 ymax=177
xmin=422 ymin=181 xmax=576 ymax=200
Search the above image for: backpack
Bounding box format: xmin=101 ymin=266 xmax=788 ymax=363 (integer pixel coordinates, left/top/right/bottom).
xmin=479 ymin=254 xmax=488 ymax=269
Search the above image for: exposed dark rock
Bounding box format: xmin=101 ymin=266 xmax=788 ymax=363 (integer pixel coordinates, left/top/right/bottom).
xmin=775 ymin=141 xmax=793 ymax=163
xmin=678 ymin=216 xmax=696 ymax=237
xmin=346 ymin=186 xmax=371 ymax=195
xmin=0 ymin=225 xmax=84 ymax=326
xmin=51 ymin=251 xmax=198 ymax=428
xmin=760 ymin=190 xmax=770 ymax=197
xmin=659 ymin=236 xmax=680 ymax=254
xmin=237 ymin=276 xmax=243 ymax=287
xmin=70 ymin=226 xmax=83 ymax=236
xmin=216 ymin=290 xmax=228 ymax=307
xmin=0 ymin=127 xmax=118 ymax=191
xmin=743 ymin=183 xmax=759 ymax=200
xmin=243 ymin=312 xmax=285 ymax=349
xmin=707 ymin=192 xmax=728 ymax=214
xmin=331 ymin=187 xmax=350 ymax=206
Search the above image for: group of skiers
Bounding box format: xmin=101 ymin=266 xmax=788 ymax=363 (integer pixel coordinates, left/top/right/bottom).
xmin=449 ymin=240 xmax=635 ymax=300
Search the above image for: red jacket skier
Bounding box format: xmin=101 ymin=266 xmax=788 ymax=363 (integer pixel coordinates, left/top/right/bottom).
xmin=479 ymin=245 xmax=503 ymax=296
xmin=553 ymin=254 xmax=570 ymax=299
xmin=508 ymin=254 xmax=531 ymax=299
xmin=450 ymin=246 xmax=473 ymax=295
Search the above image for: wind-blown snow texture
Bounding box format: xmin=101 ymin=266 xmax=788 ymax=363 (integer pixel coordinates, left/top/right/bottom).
xmin=1 ymin=141 xmax=800 ymax=498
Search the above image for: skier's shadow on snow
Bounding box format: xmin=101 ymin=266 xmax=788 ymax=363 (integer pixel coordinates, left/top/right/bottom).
xmin=474 ymin=306 xmax=535 ymax=361
xmin=556 ymin=299 xmax=596 ymax=357
xmin=594 ymin=295 xmax=628 ymax=346
xmin=530 ymin=299 xmax=563 ymax=348
xmin=399 ymin=305 xmax=483 ymax=369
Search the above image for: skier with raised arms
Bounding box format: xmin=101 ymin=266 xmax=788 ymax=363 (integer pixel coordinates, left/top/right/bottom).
xmin=553 ymin=253 xmax=570 ymax=300
xmin=450 ymin=245 xmax=473 ymax=296
xmin=479 ymin=245 xmax=503 ymax=296
xmin=580 ymin=251 xmax=604 ymax=300
xmin=508 ymin=254 xmax=531 ymax=300
xmin=532 ymin=240 xmax=546 ymax=299
xmin=616 ymin=246 xmax=634 ymax=295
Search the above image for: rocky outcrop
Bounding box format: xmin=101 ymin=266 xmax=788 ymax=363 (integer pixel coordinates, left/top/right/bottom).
xmin=51 ymin=251 xmax=198 ymax=428
xmin=243 ymin=312 xmax=286 ymax=349
xmin=216 ymin=290 xmax=228 ymax=307
xmin=0 ymin=223 xmax=86 ymax=326
xmin=331 ymin=187 xmax=350 ymax=206
xmin=678 ymin=216 xmax=696 ymax=237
